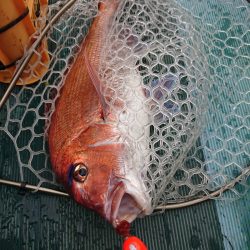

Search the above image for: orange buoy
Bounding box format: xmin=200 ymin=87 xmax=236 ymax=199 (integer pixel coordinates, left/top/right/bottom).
xmin=0 ymin=0 xmax=50 ymax=85
xmin=123 ymin=236 xmax=148 ymax=250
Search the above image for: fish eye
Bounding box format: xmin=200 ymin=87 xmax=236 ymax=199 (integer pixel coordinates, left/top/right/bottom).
xmin=73 ymin=164 xmax=88 ymax=182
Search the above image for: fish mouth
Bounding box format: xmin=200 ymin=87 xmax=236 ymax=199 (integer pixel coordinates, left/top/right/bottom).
xmin=107 ymin=182 xmax=144 ymax=228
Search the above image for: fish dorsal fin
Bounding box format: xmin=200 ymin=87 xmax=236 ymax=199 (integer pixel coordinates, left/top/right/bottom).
xmin=84 ymin=49 xmax=110 ymax=119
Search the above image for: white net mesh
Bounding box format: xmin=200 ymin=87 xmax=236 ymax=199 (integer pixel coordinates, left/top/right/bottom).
xmin=0 ymin=0 xmax=249 ymax=210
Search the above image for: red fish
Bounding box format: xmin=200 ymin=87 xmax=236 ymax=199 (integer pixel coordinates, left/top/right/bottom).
xmin=48 ymin=0 xmax=152 ymax=229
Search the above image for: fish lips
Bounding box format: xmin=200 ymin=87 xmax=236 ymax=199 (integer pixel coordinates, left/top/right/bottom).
xmin=106 ymin=181 xmax=145 ymax=228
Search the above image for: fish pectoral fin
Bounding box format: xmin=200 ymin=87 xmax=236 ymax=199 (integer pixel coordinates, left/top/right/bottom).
xmin=84 ymin=49 xmax=110 ymax=119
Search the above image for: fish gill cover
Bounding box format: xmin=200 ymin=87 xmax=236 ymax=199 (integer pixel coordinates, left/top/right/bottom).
xmin=0 ymin=0 xmax=249 ymax=210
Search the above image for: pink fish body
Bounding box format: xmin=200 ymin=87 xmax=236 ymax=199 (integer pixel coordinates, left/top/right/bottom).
xmin=49 ymin=0 xmax=152 ymax=228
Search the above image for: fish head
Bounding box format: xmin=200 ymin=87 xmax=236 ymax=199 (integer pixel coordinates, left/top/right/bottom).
xmin=52 ymin=124 xmax=152 ymax=228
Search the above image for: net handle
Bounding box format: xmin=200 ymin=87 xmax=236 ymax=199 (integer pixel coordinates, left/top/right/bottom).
xmin=0 ymin=168 xmax=249 ymax=210
xmin=154 ymin=167 xmax=250 ymax=210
